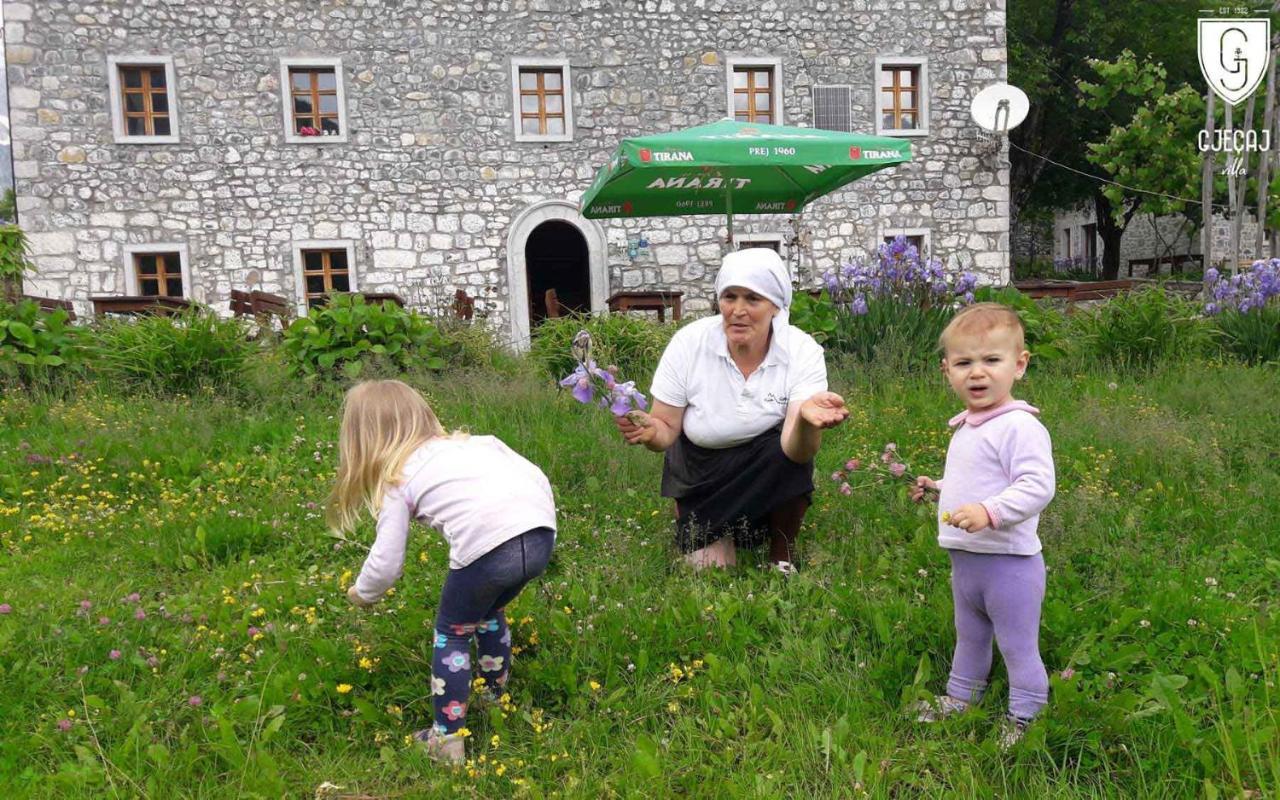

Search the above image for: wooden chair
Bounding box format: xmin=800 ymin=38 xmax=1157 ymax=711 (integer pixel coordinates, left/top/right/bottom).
xmin=544 ymin=288 xmax=562 ymax=318
xmin=452 ymin=288 xmax=475 ymax=321
xmin=230 ymin=289 xmax=291 ymax=323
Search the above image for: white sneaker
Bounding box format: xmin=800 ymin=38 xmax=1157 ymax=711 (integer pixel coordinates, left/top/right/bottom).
xmin=998 ymin=715 xmax=1030 ymax=750
xmin=414 ymin=728 xmax=466 ymax=766
xmin=911 ymin=694 xmax=970 ymax=723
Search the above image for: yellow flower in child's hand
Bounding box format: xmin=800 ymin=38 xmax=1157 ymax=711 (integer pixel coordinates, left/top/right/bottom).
xmin=335 ymin=683 xmax=353 ymax=694
xmin=941 ymin=511 xmax=952 ymax=524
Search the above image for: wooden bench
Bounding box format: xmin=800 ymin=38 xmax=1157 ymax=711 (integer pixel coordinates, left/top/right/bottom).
xmin=21 ymin=295 xmax=76 ymax=322
xmin=606 ymin=290 xmax=684 ymax=322
xmin=1012 ymin=280 xmax=1135 ymax=303
xmin=230 ymin=289 xmax=291 ymax=322
xmin=90 ymin=295 xmax=193 ymax=317
xmin=1064 ymin=279 xmax=1136 ymax=302
xmin=1127 ymin=254 xmax=1201 ymax=276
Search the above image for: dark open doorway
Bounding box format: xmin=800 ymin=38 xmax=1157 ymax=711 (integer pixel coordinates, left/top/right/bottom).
xmin=526 ymin=220 xmax=590 ymax=322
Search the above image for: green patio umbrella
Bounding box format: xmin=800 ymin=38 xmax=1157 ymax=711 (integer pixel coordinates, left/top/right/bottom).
xmin=580 ymin=118 xmax=912 ymax=242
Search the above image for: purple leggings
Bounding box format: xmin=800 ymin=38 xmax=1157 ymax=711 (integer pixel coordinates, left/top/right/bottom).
xmin=946 ymin=549 xmax=1049 ymax=721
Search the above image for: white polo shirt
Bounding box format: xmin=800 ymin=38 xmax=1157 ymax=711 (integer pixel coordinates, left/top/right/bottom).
xmin=649 ymin=315 xmax=828 ymax=449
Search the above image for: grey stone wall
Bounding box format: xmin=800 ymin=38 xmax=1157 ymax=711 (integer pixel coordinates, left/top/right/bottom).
xmin=1054 ymin=203 xmax=1267 ymax=276
xmin=6 ymin=0 xmax=1008 ymax=343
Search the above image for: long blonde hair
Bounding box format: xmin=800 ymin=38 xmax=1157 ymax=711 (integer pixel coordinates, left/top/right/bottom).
xmin=327 ymin=379 xmax=445 ymax=533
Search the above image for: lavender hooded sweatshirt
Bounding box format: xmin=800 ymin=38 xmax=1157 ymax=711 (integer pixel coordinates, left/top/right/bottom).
xmin=936 ymin=400 xmax=1055 ymax=555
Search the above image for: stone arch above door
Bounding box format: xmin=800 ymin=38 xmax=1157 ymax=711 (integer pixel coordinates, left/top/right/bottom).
xmin=505 ymin=200 xmax=607 ymax=350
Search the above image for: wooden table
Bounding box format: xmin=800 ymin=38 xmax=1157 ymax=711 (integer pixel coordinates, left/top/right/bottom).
xmin=359 ymin=292 xmax=406 ymax=307
xmin=606 ymin=290 xmax=683 ymax=322
xmin=91 ymin=295 xmax=193 ymax=316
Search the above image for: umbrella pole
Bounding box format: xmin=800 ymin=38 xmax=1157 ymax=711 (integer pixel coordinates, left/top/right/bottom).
xmin=724 ymin=186 xmax=735 ymax=250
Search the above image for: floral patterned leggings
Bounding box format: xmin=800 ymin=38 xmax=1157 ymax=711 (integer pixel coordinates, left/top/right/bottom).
xmin=430 ymin=527 xmax=554 ymax=735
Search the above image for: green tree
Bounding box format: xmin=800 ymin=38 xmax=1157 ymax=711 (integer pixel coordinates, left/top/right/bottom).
xmin=1009 ymin=0 xmax=1276 ymax=274
xmin=1075 ymin=51 xmax=1206 ymax=278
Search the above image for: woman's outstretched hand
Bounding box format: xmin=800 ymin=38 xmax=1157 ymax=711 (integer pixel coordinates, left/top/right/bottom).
xmin=798 ymin=391 xmax=849 ymax=429
xmin=615 ymin=410 xmax=657 ymax=446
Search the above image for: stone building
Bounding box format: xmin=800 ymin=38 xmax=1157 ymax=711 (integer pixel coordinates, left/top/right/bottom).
xmin=5 ymin=0 xmax=1009 ymax=348
xmin=1052 ymin=204 xmax=1270 ymax=276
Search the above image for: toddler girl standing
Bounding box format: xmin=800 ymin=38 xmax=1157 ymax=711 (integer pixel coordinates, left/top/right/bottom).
xmin=329 ymin=380 xmax=556 ymax=765
xmin=910 ymin=303 xmax=1056 ymax=747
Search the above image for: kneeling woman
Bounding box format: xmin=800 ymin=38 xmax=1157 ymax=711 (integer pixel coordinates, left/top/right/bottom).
xmin=616 ymin=248 xmax=848 ymax=572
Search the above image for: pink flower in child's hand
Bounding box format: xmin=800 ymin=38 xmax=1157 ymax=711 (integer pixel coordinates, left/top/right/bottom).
xmin=839 ymin=482 xmax=852 ymax=496
xmin=889 ymin=463 xmax=907 ymax=478
xmin=845 ymin=458 xmax=860 ymax=471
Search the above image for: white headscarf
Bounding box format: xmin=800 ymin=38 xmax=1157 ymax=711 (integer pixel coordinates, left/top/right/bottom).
xmin=714 ymin=247 xmax=793 ymax=335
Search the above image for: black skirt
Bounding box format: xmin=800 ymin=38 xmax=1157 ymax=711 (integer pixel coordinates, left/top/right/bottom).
xmin=660 ymin=424 xmax=814 ymax=553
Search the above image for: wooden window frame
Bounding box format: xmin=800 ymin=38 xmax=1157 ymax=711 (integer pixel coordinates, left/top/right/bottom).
xmin=737 ymin=233 xmax=791 ymax=278
xmin=107 ymin=55 xmax=180 ymax=144
xmin=292 ymin=240 xmax=358 ymax=313
xmin=279 ymin=58 xmax=349 ymax=144
xmin=725 ymin=57 xmax=783 ymax=125
xmin=874 ymin=56 xmax=929 ymax=137
xmin=122 ymin=243 xmax=191 ymax=297
xmin=510 ymin=58 xmax=573 ymax=143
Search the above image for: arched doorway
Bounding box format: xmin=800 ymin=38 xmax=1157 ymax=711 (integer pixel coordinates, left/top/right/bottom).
xmin=505 ymin=200 xmax=608 ymax=350
xmin=526 ymin=220 xmax=590 ymax=322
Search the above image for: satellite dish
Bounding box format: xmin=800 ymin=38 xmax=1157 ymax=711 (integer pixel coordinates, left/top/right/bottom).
xmin=970 ymin=83 xmax=1030 ymax=134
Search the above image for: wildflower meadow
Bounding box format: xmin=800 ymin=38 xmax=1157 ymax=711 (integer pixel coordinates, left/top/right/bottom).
xmin=1 ymin=340 xmax=1277 ymax=797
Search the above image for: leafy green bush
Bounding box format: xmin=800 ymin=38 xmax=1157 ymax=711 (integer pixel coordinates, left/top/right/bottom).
xmin=434 ymin=318 xmax=523 ymax=374
xmin=1211 ymin=305 xmax=1280 ymax=365
xmin=281 ymin=293 xmax=450 ymax=379
xmin=791 ymin=238 xmax=978 ymax=369
xmin=1068 ymin=286 xmax=1211 ymax=370
xmin=0 ymin=299 xmax=82 ymax=387
xmin=90 ymin=309 xmax=254 ymax=394
xmin=973 ymin=285 xmax=1069 ymax=364
xmin=1203 ymin=261 xmax=1280 ymax=365
xmin=529 ymin=312 xmax=677 ymax=386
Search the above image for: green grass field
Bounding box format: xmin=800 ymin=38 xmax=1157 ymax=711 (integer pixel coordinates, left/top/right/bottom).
xmin=0 ymin=361 xmax=1277 ymax=798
